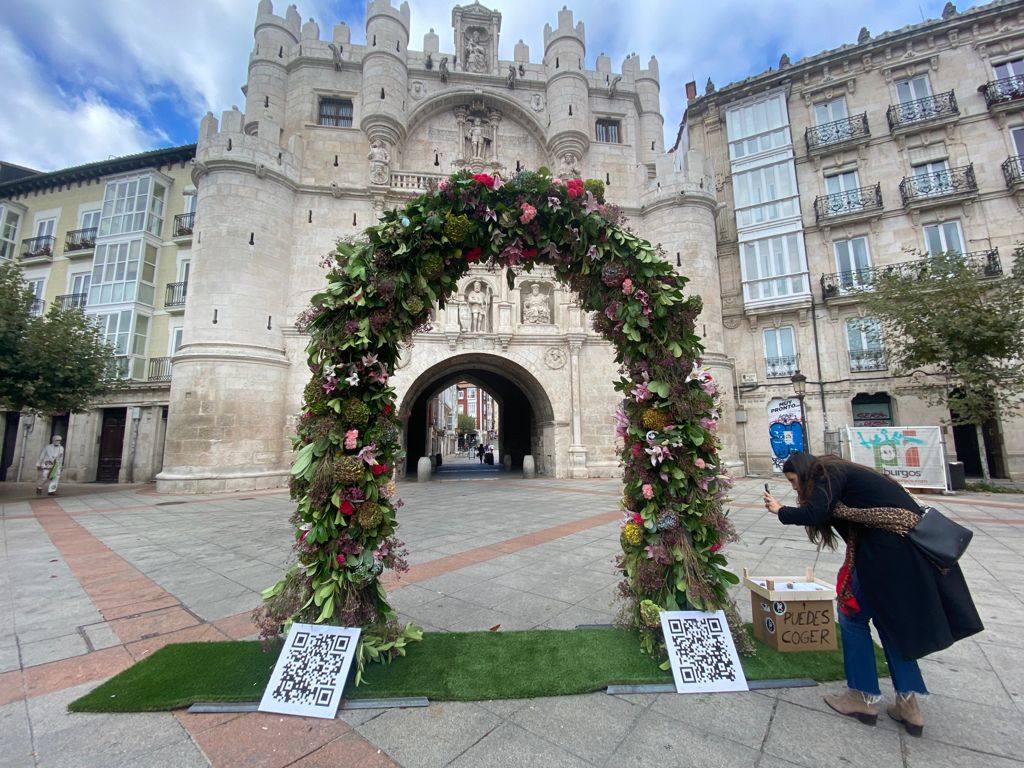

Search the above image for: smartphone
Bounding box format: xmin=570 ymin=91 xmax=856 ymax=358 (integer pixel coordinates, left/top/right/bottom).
xmin=763 ymin=483 xmax=770 ymax=493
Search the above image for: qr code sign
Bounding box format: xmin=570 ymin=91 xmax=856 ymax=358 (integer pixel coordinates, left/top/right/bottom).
xmin=659 ymin=610 xmax=748 ymax=694
xmin=259 ymin=624 xmax=361 ymax=718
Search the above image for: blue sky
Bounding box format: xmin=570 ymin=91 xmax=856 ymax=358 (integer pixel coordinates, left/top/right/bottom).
xmin=0 ymin=0 xmax=980 ymax=171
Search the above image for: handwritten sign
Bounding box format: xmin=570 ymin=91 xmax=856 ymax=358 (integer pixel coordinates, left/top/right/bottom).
xmin=767 ymin=398 xmax=804 ymax=472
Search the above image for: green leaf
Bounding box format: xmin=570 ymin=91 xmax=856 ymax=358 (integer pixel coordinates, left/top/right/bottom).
xmin=648 ymin=381 xmax=670 ymax=398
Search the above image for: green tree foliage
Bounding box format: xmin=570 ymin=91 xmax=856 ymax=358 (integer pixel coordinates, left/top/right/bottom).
xmin=0 ymin=261 xmax=117 ymax=414
xmin=456 ymin=412 xmax=476 ymax=433
xmin=862 ymin=246 xmax=1024 ymax=475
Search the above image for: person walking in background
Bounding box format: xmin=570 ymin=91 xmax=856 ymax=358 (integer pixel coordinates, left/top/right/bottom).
xmin=36 ymin=435 xmax=65 ymax=496
xmin=763 ymin=452 xmax=982 ymax=736
xmin=476 ymin=443 xmax=485 ymax=464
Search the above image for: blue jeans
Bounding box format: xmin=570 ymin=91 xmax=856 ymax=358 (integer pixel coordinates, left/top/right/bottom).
xmin=839 ymin=572 xmax=928 ymax=696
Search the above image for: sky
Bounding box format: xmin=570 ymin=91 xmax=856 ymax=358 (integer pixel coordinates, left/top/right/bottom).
xmin=0 ymin=0 xmax=982 ymax=172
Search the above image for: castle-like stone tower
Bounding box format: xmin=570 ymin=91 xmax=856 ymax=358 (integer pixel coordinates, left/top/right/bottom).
xmin=157 ymin=0 xmax=732 ymax=492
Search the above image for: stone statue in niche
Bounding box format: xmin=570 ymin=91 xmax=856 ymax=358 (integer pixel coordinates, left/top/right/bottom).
xmin=507 ymin=65 xmax=517 ymax=89
xmin=465 ymin=280 xmax=491 ymax=332
xmin=439 ymin=56 xmax=450 ymax=83
xmin=367 ymin=140 xmax=391 ymax=185
xmin=464 ymin=28 xmax=489 ymax=73
xmin=521 ymin=283 xmax=552 ymax=324
xmin=559 ymin=151 xmax=580 ymax=178
xmin=467 ymin=119 xmax=487 ymax=160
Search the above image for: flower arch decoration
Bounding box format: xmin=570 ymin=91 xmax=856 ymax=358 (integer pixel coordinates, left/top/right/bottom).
xmin=257 ymin=170 xmax=751 ymax=677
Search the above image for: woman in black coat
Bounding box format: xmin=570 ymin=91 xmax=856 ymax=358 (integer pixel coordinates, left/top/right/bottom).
xmin=763 ymin=452 xmax=982 ymax=736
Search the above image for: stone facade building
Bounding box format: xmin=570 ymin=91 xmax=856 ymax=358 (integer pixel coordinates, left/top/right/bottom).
xmin=678 ymin=0 xmax=1024 ymax=477
xmin=154 ymin=0 xmax=729 ymax=492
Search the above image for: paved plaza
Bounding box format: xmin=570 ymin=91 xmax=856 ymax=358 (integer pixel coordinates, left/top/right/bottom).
xmin=1 ymin=471 xmax=1022 ymax=767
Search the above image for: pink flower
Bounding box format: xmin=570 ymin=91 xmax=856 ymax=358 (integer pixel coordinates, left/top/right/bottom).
xmin=551 ymin=178 xmax=565 ymax=187
xmin=358 ymin=445 xmax=378 ymax=465
xmin=645 ymin=444 xmax=673 ymax=466
xmin=614 ymin=405 xmax=630 ymax=439
xmin=642 ymin=484 xmax=654 ymax=500
xmin=519 ymin=202 xmax=537 ymax=224
xmin=438 ymin=178 xmax=450 ymax=192
xmin=622 ymin=278 xmax=634 ymax=295
xmin=631 ymin=383 xmax=650 ymax=402
xmin=631 ymin=443 xmax=643 ymax=458
xmin=694 ymin=458 xmax=707 ymax=470
xmin=632 ymin=512 xmax=643 ymax=525
xmin=710 ymin=542 xmax=723 ymax=553
xmin=322 ymin=375 xmax=338 ymax=394
xmin=345 ymin=429 xmax=358 ymax=450
xmin=566 ymin=178 xmax=585 ymax=199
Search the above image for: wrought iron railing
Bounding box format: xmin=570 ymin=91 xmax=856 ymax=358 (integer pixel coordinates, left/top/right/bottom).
xmin=813 ymin=183 xmax=883 ymax=222
xmin=765 ymin=355 xmax=797 ymax=378
xmin=1003 ymin=155 xmax=1024 ymax=187
xmin=821 ymin=248 xmax=1002 ymax=299
xmin=886 ymin=90 xmax=959 ymax=131
xmin=173 ymin=212 xmax=195 ymax=237
xmin=148 ymin=357 xmax=172 ymax=382
xmin=805 ymin=113 xmax=869 ymax=153
xmin=981 ymin=75 xmax=1024 ymax=109
xmin=899 ymin=164 xmax=976 ymax=205
xmin=849 ymin=349 xmax=887 ymax=372
xmin=56 ymin=293 xmax=88 ymax=310
xmin=64 ymin=227 xmax=98 ymax=252
xmin=21 ymin=235 xmax=54 ymax=259
xmin=165 ymin=281 xmax=187 ymax=307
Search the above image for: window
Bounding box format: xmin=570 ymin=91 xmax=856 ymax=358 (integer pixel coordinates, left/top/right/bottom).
xmin=833 ymin=237 xmax=872 ymax=291
xmin=1013 ymin=126 xmax=1024 ymax=158
xmin=147 ymin=183 xmax=166 ymax=236
xmin=825 ymin=170 xmax=859 ymax=195
xmin=740 ymin=233 xmax=810 ymax=304
xmin=27 ymin=278 xmax=45 ymax=316
xmin=184 ymin=193 xmax=198 ymax=215
xmin=0 ymin=207 xmax=20 ymax=260
xmin=318 ymin=98 xmax=353 ymax=127
xmin=814 ymin=97 xmax=848 ymax=126
xmin=732 ymin=161 xmax=798 ymax=226
xmin=80 ymin=210 xmax=101 ymax=231
xmin=90 ymin=240 xmax=141 ymax=305
xmin=726 ymin=93 xmax=791 ymax=160
xmin=763 ymin=326 xmax=796 ymax=378
xmin=93 ymin=309 xmax=148 ymax=378
xmin=595 ymin=119 xmax=621 ymax=143
xmin=100 ymin=177 xmax=151 ymax=236
xmin=178 ymin=258 xmax=191 ymax=284
xmin=846 ymin=317 xmax=886 ymax=371
xmin=70 ymin=272 xmax=91 ymax=297
xmin=994 ymin=57 xmax=1024 ymax=79
xmin=911 ymin=159 xmax=951 ymax=196
xmin=896 ymin=75 xmax=931 ymax=104
xmin=923 ymin=220 xmax=964 ymax=255
xmin=35 ymin=218 xmax=56 ymax=239
xmin=170 ymin=326 xmax=184 ymax=355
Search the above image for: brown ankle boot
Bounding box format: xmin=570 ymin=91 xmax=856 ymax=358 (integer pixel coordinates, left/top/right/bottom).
xmin=887 ymin=693 xmax=924 ymax=737
xmin=823 ymin=688 xmax=879 ymax=725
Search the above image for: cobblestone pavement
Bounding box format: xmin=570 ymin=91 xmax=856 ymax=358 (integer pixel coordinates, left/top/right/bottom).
xmin=1 ymin=472 xmax=1022 ymax=767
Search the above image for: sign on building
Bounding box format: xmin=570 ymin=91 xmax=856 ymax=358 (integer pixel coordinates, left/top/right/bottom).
xmin=767 ymin=397 xmax=804 ymax=472
xmin=258 ymin=624 xmax=361 ymax=719
xmin=659 ymin=610 xmax=749 ymax=694
xmin=846 ymin=426 xmax=947 ymax=490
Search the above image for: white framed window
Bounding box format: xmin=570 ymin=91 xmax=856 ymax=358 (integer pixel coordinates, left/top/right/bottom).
xmin=100 ymin=177 xmax=151 ymax=236
xmin=726 ymin=93 xmax=791 ymax=160
xmin=0 ymin=207 xmax=20 ymax=261
xmin=147 ymin=183 xmax=166 ymax=236
xmin=92 ymin=309 xmax=148 ymax=379
xmin=184 ymin=193 xmax=197 ymax=215
xmin=80 ymin=209 xmax=101 ymax=231
xmin=317 ymin=98 xmax=353 ymax=127
xmin=911 ymin=159 xmax=952 ymax=197
xmin=35 ymin=218 xmax=56 ymax=239
xmin=69 ymin=271 xmax=91 ymax=296
xmin=846 ymin=317 xmax=886 ymax=372
xmin=90 ymin=240 xmax=141 ymax=305
xmin=923 ymin=220 xmax=964 ymax=255
xmin=733 ymin=161 xmax=799 ymax=227
xmin=26 ymin=278 xmax=45 ymax=316
xmin=740 ymin=233 xmax=810 ymax=304
xmin=595 ymin=119 xmax=621 ymax=143
xmin=177 ymin=257 xmax=191 ymax=284
xmin=833 ymin=237 xmax=872 ymax=292
xmin=763 ymin=326 xmax=796 ymax=378
xmin=814 ymin=97 xmax=848 ymax=126
xmin=1012 ymin=126 xmax=1024 ymax=158
xmin=896 ymin=74 xmax=932 ymax=104
xmin=825 ymin=169 xmax=860 ymax=195
xmin=994 ymin=57 xmax=1024 ymax=79
xmin=169 ymin=326 xmax=184 ymax=355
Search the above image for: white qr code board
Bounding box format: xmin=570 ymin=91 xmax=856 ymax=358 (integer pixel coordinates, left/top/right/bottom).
xmin=258 ymin=623 xmax=361 ymax=719
xmin=659 ymin=610 xmax=748 ymax=694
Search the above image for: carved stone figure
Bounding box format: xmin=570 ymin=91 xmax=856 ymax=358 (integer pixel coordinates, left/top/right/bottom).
xmin=368 ymin=140 xmax=390 ymax=185
xmin=857 ymin=27 xmax=871 ymax=44
xmin=327 ymin=43 xmax=343 ymax=71
xmin=464 ymin=29 xmax=488 ymax=73
xmin=559 ymin=151 xmax=580 ymax=178
xmin=439 ymin=56 xmax=450 ymax=83
xmin=705 ymin=77 xmax=716 ymax=95
xmin=468 ymin=119 xmax=486 ymax=160
xmin=608 ymin=74 xmax=622 ymax=97
xmin=425 ymin=53 xmax=433 ymax=70
xmin=522 ymin=284 xmax=551 ymax=324
xmin=543 ymin=347 xmax=567 ymax=370
xmin=507 ymin=64 xmax=517 ymax=89
xmin=466 ymin=281 xmax=491 ymax=332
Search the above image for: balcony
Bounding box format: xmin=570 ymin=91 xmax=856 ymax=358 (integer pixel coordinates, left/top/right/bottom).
xmin=165 ymin=281 xmax=187 ymax=311
xmin=55 ymin=293 xmax=87 ymax=311
xmin=899 ymin=164 xmax=977 ymax=210
xmin=886 ymin=90 xmax=959 ymax=134
xmin=148 ymin=357 xmax=172 ymax=382
xmin=765 ymin=355 xmax=797 ymax=379
xmin=821 ymin=249 xmax=1002 ymax=300
xmin=813 ymin=183 xmax=883 ymax=224
xmin=980 ymin=75 xmax=1024 ymax=113
xmin=805 ymin=113 xmax=870 ymax=157
xmin=173 ymin=212 xmax=195 ymax=240
xmin=20 ymin=235 xmax=55 ymax=263
xmin=1003 ymin=155 xmax=1024 ymax=190
xmin=64 ymin=227 xmax=97 ymax=256
xmin=849 ymin=349 xmax=887 ymax=372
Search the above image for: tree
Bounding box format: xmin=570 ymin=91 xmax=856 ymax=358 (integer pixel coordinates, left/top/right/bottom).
xmin=861 ymin=246 xmax=1024 ymax=479
xmin=457 ymin=412 xmax=476 ymax=434
xmin=0 ymin=261 xmax=118 ymax=415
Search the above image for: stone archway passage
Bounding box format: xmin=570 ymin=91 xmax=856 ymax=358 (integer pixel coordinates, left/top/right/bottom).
xmin=255 ymin=170 xmax=749 ymax=665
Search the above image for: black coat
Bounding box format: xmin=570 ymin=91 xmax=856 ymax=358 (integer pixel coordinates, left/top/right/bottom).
xmin=778 ymin=463 xmax=983 ymax=660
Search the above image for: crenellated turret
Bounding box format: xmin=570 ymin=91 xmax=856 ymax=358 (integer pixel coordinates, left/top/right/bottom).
xmin=543 ymin=6 xmax=589 ymax=173
xmin=636 ymin=55 xmax=664 ymax=162
xmin=360 ymin=0 xmax=411 ymax=148
xmin=246 ymin=0 xmax=299 ymax=138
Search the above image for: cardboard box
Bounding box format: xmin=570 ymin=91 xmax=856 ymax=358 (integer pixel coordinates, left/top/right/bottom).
xmin=742 ymin=568 xmax=838 ymax=653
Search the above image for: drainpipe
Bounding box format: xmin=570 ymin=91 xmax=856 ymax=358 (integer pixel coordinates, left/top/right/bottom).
xmin=809 ymin=293 xmax=828 ymax=450
xmin=126 ymin=407 xmax=141 ymax=483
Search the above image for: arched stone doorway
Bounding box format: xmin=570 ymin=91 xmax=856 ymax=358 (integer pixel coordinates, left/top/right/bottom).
xmin=397 ymin=353 xmax=556 ymax=476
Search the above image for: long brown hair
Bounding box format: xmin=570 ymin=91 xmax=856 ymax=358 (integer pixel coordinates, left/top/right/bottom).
xmin=781 ymin=452 xmax=866 ymax=550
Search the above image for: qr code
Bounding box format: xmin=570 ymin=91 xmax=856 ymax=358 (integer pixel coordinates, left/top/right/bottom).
xmin=270 ymin=632 xmax=351 ymax=708
xmin=666 ymin=616 xmax=737 ymax=685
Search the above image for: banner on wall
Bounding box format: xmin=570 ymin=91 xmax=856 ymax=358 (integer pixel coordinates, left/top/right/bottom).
xmin=846 ymin=426 xmax=948 ymax=490
xmin=767 ymin=398 xmax=805 ymax=473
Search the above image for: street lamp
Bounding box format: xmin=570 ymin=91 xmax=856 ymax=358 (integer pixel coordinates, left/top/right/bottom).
xmin=790 ymin=369 xmax=808 ymax=451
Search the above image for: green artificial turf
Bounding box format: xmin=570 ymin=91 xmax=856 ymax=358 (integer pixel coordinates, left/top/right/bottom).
xmin=69 ymin=626 xmax=886 ymax=713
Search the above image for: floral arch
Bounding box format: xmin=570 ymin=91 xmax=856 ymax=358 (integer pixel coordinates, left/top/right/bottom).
xmin=257 ymin=170 xmax=748 ymax=672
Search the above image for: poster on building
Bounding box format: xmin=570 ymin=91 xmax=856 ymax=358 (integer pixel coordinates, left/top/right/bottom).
xmin=846 ymin=426 xmax=947 ymax=490
xmin=767 ymin=398 xmax=805 ymax=472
